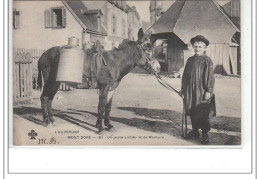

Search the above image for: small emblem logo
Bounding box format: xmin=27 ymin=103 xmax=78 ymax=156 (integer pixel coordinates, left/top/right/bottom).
xmin=28 ymin=130 xmax=38 ymax=140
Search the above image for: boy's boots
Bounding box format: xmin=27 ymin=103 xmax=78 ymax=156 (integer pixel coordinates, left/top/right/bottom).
xmin=200 ymin=131 xmax=209 ymax=144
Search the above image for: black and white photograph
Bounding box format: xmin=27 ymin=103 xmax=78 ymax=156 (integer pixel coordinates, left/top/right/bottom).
xmin=2 ymin=0 xmax=258 ymax=177
xmin=11 ymin=0 xmax=242 ymax=146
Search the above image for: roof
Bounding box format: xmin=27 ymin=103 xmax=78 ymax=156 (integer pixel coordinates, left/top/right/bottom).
xmin=148 ymin=0 xmax=186 ymax=34
xmin=212 ymin=0 xmax=240 ymax=30
xmin=142 ymin=21 xmax=151 ymax=31
xmin=63 ymin=1 xmax=107 ymax=35
xmin=149 ymin=0 xmax=240 ymax=44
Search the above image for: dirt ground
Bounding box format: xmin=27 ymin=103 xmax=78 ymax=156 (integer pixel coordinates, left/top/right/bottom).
xmin=13 ymin=71 xmax=241 ymax=146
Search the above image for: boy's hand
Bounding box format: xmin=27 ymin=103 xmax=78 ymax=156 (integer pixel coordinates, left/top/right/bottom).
xmin=205 ymin=92 xmax=211 ymax=100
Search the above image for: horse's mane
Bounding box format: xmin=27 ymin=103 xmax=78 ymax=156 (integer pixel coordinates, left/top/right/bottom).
xmin=117 ymin=40 xmax=138 ymax=50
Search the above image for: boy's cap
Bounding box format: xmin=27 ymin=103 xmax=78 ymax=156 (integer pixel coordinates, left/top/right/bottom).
xmin=190 ymin=35 xmax=210 ymax=46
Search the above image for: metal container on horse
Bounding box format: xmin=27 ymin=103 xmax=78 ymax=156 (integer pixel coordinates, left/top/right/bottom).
xmin=56 ymin=48 xmax=85 ymax=84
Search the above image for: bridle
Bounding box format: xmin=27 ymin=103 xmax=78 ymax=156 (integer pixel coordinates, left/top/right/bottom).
xmin=137 ymin=42 xmax=157 ymax=73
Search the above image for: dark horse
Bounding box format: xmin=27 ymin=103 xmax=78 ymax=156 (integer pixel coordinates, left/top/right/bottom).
xmin=37 ymin=29 xmax=160 ymax=132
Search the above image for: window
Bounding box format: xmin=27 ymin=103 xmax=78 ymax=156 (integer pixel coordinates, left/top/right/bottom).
xmin=122 ymin=19 xmax=125 ymax=37
xmin=112 ymin=14 xmax=117 ymax=34
xmin=45 ymin=7 xmax=66 ymax=28
xmin=231 ymin=1 xmax=240 ymax=17
xmin=13 ymin=10 xmax=20 ymax=29
xmin=97 ymin=17 xmax=101 ymax=32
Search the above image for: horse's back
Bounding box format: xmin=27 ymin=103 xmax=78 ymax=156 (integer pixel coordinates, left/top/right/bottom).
xmin=38 ymin=46 xmax=61 ymax=69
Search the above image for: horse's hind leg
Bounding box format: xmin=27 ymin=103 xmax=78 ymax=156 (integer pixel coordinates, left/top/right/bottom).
xmin=104 ymin=90 xmax=115 ymax=130
xmin=40 ymin=66 xmax=60 ymax=125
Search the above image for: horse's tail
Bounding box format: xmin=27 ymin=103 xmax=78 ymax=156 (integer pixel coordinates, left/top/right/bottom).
xmin=37 ymin=63 xmax=42 ymax=91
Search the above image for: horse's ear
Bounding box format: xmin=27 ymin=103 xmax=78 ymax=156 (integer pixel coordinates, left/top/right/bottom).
xmin=138 ymin=28 xmax=145 ymax=43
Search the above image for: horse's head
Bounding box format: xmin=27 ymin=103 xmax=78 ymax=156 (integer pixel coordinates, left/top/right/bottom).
xmin=136 ymin=28 xmax=161 ymax=75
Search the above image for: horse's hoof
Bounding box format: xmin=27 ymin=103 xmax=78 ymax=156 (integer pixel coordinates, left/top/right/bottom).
xmin=98 ymin=130 xmax=106 ymax=135
xmin=106 ymin=125 xmax=114 ymax=132
xmin=44 ymin=122 xmax=52 ymax=127
xmin=43 ymin=119 xmax=49 ymax=126
xmin=97 ymin=127 xmax=104 ymax=134
xmin=51 ymin=121 xmax=57 ymax=127
xmin=96 ymin=123 xmax=104 ymax=133
xmin=49 ymin=117 xmax=54 ymax=123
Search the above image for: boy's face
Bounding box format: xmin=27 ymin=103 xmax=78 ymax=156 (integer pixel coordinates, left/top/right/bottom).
xmin=192 ymin=41 xmax=207 ymax=56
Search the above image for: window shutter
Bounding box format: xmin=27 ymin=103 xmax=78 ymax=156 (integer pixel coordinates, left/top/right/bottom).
xmin=44 ymin=10 xmax=52 ymax=28
xmin=232 ymin=1 xmax=236 ymax=17
xmin=231 ymin=2 xmax=233 ymax=17
xmin=52 ymin=11 xmax=57 ymax=27
xmin=236 ymin=2 xmax=240 ymax=17
xmin=16 ymin=11 xmax=20 ymax=28
xmin=62 ymin=8 xmax=66 ymax=27
xmin=13 ymin=11 xmax=20 ymax=29
xmin=13 ymin=11 xmax=15 ymax=28
xmin=231 ymin=1 xmax=239 ymax=17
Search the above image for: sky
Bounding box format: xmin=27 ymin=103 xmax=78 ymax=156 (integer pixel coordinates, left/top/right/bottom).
xmin=127 ymin=0 xmax=230 ymax=22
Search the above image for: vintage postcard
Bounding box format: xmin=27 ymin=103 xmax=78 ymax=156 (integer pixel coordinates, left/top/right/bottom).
xmin=12 ymin=0 xmax=241 ymax=146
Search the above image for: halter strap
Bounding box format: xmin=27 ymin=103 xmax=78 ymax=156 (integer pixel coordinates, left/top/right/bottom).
xmin=137 ymin=43 xmax=155 ymax=63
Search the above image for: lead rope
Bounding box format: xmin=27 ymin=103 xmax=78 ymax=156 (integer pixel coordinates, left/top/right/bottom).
xmin=155 ymin=75 xmax=187 ymax=138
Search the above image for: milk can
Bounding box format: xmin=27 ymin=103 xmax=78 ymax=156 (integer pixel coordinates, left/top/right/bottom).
xmin=56 ymin=37 xmax=85 ymax=84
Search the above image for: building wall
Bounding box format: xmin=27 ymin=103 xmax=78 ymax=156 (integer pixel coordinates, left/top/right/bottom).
xmin=150 ymin=1 xmax=162 ymax=24
xmin=82 ymin=1 xmax=128 ymax=50
xmin=127 ymin=10 xmax=141 ymax=41
xmin=13 ymin=1 xmax=84 ymax=49
xmin=222 ymin=0 xmax=240 ymax=18
xmin=105 ymin=2 xmax=128 ymax=50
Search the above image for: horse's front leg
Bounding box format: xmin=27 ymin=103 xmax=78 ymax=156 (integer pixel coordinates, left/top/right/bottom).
xmin=96 ymin=87 xmax=109 ymax=133
xmin=47 ymin=81 xmax=61 ymax=126
xmin=104 ymin=90 xmax=115 ymax=130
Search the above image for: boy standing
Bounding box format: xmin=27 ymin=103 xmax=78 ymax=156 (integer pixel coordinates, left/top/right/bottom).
xmin=179 ymin=35 xmax=216 ymax=144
